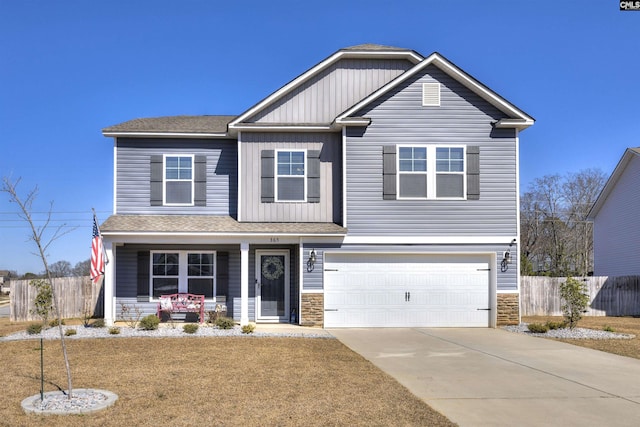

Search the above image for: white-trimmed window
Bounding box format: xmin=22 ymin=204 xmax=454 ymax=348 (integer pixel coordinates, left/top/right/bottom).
xmin=276 ymin=150 xmax=306 ymax=201
xmin=164 ymin=155 xmax=194 ymax=205
xmin=397 ymin=145 xmax=465 ymax=200
xmin=151 ymin=251 xmax=216 ymax=298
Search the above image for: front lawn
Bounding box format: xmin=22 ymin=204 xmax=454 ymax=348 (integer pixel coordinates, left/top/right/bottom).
xmin=0 ymin=334 xmax=455 ymax=426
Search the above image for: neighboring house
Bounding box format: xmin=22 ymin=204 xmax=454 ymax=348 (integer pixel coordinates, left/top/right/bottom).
xmin=587 ymin=148 xmax=640 ymax=276
xmin=100 ymin=44 xmax=534 ymax=328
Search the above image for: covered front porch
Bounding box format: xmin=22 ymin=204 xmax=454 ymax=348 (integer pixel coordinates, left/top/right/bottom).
xmin=99 ymin=215 xmax=346 ymax=326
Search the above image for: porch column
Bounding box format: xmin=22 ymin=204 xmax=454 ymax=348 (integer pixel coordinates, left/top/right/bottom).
xmin=103 ymin=240 xmax=115 ymax=326
xmin=240 ymin=242 xmax=249 ymax=326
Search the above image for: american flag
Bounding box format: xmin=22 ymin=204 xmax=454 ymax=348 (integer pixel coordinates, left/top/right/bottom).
xmin=90 ymin=214 xmax=106 ymax=284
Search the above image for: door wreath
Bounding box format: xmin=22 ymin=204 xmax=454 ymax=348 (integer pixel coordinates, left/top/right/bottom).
xmin=262 ymin=256 xmax=284 ymax=280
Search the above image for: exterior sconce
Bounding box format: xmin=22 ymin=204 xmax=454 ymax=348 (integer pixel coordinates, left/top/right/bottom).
xmin=501 ymin=239 xmax=516 ymax=272
xmin=307 ymin=249 xmax=317 ymax=272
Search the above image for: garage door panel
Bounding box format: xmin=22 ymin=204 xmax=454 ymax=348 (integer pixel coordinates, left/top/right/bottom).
xmin=324 ymin=255 xmax=491 ymax=328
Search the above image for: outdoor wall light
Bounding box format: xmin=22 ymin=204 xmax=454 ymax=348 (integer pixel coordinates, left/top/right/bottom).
xmin=307 ymin=249 xmax=317 ymax=272
xmin=501 ymin=239 xmax=516 ymax=272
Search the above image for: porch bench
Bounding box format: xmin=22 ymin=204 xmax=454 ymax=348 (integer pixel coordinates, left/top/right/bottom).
xmin=157 ymin=293 xmax=205 ymax=323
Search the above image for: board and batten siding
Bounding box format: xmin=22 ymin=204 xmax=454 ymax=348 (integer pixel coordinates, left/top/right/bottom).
xmin=593 ymin=155 xmax=640 ymax=276
xmin=345 ymin=65 xmax=517 ymax=236
xmin=248 ymin=58 xmax=413 ymax=124
xmin=115 ymin=138 xmax=237 ymax=216
xmin=240 ymin=132 xmax=341 ymax=222
xmin=302 ymin=244 xmax=516 ymax=292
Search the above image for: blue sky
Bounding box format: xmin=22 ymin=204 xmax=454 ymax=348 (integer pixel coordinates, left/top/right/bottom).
xmin=1 ymin=0 xmax=638 ymax=275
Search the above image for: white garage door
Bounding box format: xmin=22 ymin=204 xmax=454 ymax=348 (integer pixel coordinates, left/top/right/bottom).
xmin=323 ymin=253 xmax=491 ymax=328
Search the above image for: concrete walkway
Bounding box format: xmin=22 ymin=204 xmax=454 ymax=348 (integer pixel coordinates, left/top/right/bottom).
xmin=329 ymin=328 xmax=640 ymax=427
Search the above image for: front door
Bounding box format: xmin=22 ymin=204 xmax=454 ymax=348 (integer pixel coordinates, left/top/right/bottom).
xmin=256 ymin=250 xmax=290 ymax=322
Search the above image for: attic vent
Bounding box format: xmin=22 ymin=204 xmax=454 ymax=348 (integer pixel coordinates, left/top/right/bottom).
xmin=422 ymin=83 xmax=440 ymax=106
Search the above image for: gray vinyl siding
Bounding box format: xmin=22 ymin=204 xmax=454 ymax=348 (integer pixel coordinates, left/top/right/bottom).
xmin=304 ymin=244 xmax=517 ymax=292
xmin=593 ymin=155 xmax=640 ymax=276
xmin=114 ymin=243 xmax=242 ymax=318
xmin=248 ymin=58 xmax=413 ymax=124
xmin=240 ymin=132 xmax=342 ymax=222
xmin=116 ymin=138 xmax=237 ymax=216
xmin=345 ymin=65 xmax=517 ymax=236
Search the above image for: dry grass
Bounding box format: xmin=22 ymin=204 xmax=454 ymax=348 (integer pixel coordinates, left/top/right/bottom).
xmin=523 ymin=315 xmax=640 ymax=360
xmin=0 ymin=320 xmax=454 ymax=427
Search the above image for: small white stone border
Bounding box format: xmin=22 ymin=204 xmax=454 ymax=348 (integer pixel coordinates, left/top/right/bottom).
xmin=21 ymin=388 xmax=118 ymax=415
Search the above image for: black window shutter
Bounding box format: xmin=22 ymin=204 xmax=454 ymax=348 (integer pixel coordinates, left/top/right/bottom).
xmin=150 ymin=155 xmax=163 ymax=206
xmin=467 ymin=146 xmax=480 ymax=200
xmin=194 ymin=155 xmax=207 ymax=206
xmin=261 ymin=150 xmax=275 ymax=203
xmin=137 ymin=251 xmax=150 ymax=301
xmin=307 ymin=150 xmax=321 ymax=203
xmin=383 ymin=145 xmax=397 ymax=200
xmin=216 ymin=252 xmax=229 ymax=298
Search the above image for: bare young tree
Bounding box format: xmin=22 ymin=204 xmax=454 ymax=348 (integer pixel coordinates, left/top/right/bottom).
xmin=520 ymin=169 xmax=606 ymax=276
xmin=2 ymin=177 xmax=75 ymax=398
xmin=49 ymin=260 xmax=73 ymax=278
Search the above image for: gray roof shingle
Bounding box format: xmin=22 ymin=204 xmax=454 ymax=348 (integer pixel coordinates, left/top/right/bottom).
xmin=101 ymin=215 xmax=347 ymax=235
xmin=102 ymin=115 xmax=237 ymax=134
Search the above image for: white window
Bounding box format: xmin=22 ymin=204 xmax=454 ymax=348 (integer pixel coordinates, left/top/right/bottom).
xmin=151 ymin=251 xmax=216 ymax=298
xmin=276 ymin=150 xmax=306 ymax=201
xmin=164 ymin=155 xmax=194 ymax=205
xmin=397 ymin=145 xmax=465 ymax=200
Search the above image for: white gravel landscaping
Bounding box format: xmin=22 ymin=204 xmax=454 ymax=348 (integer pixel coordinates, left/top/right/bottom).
xmin=1 ymin=324 xmax=333 ymax=341
xmin=502 ymin=323 xmax=635 ymax=339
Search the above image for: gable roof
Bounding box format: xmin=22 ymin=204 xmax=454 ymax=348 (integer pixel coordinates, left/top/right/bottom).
xmin=228 ymin=44 xmax=423 ymax=129
xmin=336 ymin=52 xmax=534 ymax=129
xmin=587 ymin=148 xmax=640 ymax=219
xmin=102 ymin=115 xmax=236 ymax=138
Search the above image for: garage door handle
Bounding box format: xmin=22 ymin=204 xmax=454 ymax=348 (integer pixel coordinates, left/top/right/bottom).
xmin=324 ymin=309 xmax=338 ymax=312
xmin=405 ymin=291 xmax=411 ymax=302
xmin=477 ymin=308 xmax=491 ymax=311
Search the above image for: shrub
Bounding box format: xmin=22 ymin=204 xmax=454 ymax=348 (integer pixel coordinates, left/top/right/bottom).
xmin=27 ymin=323 xmax=43 ymax=335
xmin=49 ymin=318 xmax=66 ymax=327
xmin=241 ymin=324 xmax=256 ymax=334
xmin=527 ymin=323 xmax=549 ymax=333
xmin=91 ymin=319 xmax=105 ymax=328
xmin=139 ymin=314 xmax=160 ymax=331
xmin=215 ymin=317 xmax=235 ymax=330
xmin=545 ymin=321 xmax=567 ymax=330
xmin=183 ymin=324 xmax=199 ymax=334
xmin=108 ymin=326 xmax=121 ymax=335
xmin=65 ymin=328 xmax=77 ymax=336
xmin=560 ymin=277 xmax=590 ymax=329
xmin=603 ymin=325 xmax=615 ymax=333
xmin=119 ymin=302 xmax=143 ymax=328
xmin=30 ymin=279 xmax=53 ymax=326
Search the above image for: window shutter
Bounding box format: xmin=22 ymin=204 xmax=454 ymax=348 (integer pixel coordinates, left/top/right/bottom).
xmin=307 ymin=150 xmax=321 ymax=203
xmin=150 ymin=155 xmax=163 ymax=206
xmin=383 ymin=145 xmax=397 ymax=200
xmin=467 ymin=146 xmax=480 ymax=200
xmin=261 ymin=150 xmax=275 ymax=203
xmin=216 ymin=252 xmax=229 ymax=298
xmin=194 ymin=155 xmax=207 ymax=206
xmin=137 ymin=251 xmax=150 ymax=301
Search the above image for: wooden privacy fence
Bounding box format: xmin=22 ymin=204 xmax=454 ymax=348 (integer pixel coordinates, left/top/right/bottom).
xmin=520 ymin=276 xmax=640 ymax=317
xmin=10 ymin=276 xmax=103 ymax=322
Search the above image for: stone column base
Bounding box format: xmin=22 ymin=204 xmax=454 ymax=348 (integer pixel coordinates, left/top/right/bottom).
xmin=497 ymin=293 xmax=520 ymax=325
xmin=300 ymin=293 xmax=324 ymax=327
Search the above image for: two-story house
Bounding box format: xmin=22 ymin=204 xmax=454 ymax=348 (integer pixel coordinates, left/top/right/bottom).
xmin=100 ymin=44 xmax=533 ymax=328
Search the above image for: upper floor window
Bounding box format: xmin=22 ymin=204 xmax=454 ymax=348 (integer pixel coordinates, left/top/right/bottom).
xmin=164 ymin=155 xmax=193 ymax=205
xmin=396 ymin=145 xmax=465 ymax=200
xmin=436 ymin=147 xmax=464 ymax=198
xmin=276 ymin=150 xmax=306 ymax=201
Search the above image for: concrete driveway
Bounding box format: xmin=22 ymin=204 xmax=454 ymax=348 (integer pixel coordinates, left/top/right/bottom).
xmin=329 ymin=328 xmax=640 ymax=427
